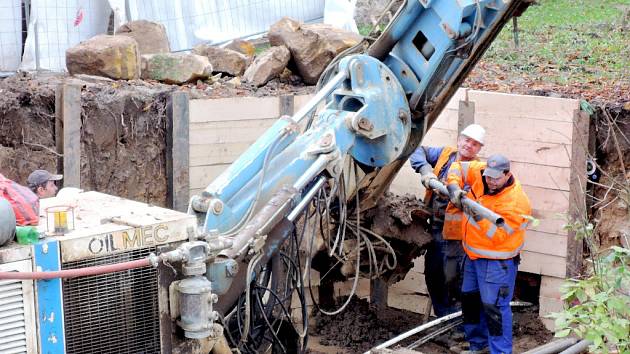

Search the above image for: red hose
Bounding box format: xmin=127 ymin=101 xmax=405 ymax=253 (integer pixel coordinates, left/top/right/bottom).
xmin=0 ymin=258 xmax=151 ymax=280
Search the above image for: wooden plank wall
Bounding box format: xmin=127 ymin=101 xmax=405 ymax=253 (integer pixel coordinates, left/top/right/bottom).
xmin=188 ymin=95 xmax=311 ymax=197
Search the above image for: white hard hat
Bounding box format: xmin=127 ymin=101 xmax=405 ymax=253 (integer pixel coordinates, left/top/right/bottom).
xmin=460 ymin=124 xmax=486 ymax=145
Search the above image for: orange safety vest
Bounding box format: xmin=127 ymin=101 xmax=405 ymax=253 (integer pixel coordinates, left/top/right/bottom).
xmin=0 ymin=174 xmax=39 ymax=226
xmin=423 ymin=146 xmax=467 ymax=240
xmin=447 ymin=161 xmax=532 ymax=260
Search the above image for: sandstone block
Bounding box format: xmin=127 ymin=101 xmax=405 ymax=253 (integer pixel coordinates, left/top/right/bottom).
xmin=268 ymin=18 xmax=362 ymax=84
xmin=243 ymin=46 xmax=290 ymax=87
xmin=141 ymin=53 xmax=212 ymax=84
xmin=268 ymin=17 xmax=301 ymax=47
xmin=224 ymin=39 xmax=256 ymax=61
xmin=192 ymin=45 xmax=248 ymax=76
xmin=66 ymin=35 xmax=140 ymax=80
xmin=116 ymin=20 xmax=170 ymax=55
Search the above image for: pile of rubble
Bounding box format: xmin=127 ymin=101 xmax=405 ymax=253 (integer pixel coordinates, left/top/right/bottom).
xmin=66 ymin=18 xmax=363 ymax=87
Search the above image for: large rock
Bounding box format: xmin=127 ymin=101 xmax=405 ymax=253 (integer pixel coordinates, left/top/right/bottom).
xmin=192 ymin=45 xmax=248 ymax=76
xmin=66 ymin=35 xmax=140 ymax=80
xmin=268 ymin=18 xmax=362 ymax=84
xmin=243 ymin=46 xmax=290 ymax=87
xmin=224 ymin=39 xmax=256 ymax=61
xmin=141 ymin=53 xmax=212 ymax=84
xmin=116 ymin=20 xmax=170 ymax=55
xmin=268 ymin=17 xmax=301 ymax=46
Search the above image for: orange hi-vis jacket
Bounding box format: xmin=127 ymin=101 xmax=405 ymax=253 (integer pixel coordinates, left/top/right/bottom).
xmin=424 ymin=146 xmax=471 ymax=241
xmin=0 ymin=173 xmax=39 ymax=226
xmin=447 ymin=161 xmax=532 ymax=260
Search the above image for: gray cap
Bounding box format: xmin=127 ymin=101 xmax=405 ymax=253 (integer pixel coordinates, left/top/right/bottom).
xmin=27 ymin=170 xmax=63 ymax=188
xmin=483 ymin=154 xmax=510 ymax=178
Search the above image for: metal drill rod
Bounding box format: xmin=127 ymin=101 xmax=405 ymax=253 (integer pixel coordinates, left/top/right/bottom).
xmin=427 ymin=179 xmax=505 ymax=227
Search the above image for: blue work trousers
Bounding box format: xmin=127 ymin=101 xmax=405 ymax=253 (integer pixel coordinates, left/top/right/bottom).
xmin=425 ymin=229 xmax=465 ymax=317
xmin=461 ymin=255 xmax=517 ymax=354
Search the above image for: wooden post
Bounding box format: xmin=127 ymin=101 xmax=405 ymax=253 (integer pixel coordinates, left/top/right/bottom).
xmin=62 ymin=82 xmax=82 ymax=188
xmin=54 ymin=84 xmax=64 ymax=174
xmin=279 ymin=95 xmax=294 ymax=117
xmin=167 ymin=92 xmax=190 ymax=212
xmin=370 ymin=278 xmax=389 ymax=312
xmin=458 ymin=98 xmax=475 ymax=135
xmin=566 ymin=110 xmax=589 ymax=278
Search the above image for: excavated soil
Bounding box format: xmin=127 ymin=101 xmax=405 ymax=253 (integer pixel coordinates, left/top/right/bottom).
xmin=308 ymin=297 xmax=552 ymax=354
xmin=0 ymin=72 xmax=314 ymax=206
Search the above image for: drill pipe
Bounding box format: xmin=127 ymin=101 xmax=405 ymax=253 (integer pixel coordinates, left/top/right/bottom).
xmin=427 ymin=178 xmax=505 ymax=227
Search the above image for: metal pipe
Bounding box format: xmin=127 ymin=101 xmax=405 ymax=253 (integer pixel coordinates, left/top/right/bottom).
xmin=291 ymin=70 xmax=347 ymax=124
xmin=367 ymin=301 xmax=532 ymax=353
xmin=427 ymin=179 xmax=505 ymax=227
xmin=558 ymin=340 xmax=592 ymax=354
xmin=0 ymin=258 xmax=151 ymax=280
xmin=293 ymin=154 xmax=330 ymax=191
xmin=287 ymin=176 xmax=326 ymax=221
xmin=407 ymin=319 xmax=463 ymax=350
xmin=368 ymin=311 xmax=463 ymax=352
xmin=522 ymin=338 xmax=579 ymax=354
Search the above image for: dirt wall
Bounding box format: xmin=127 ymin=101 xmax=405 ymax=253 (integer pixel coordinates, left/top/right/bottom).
xmin=79 ymin=79 xmax=173 ymax=205
xmin=0 ymin=73 xmax=174 ymax=206
xmin=0 ymin=73 xmax=58 ymax=183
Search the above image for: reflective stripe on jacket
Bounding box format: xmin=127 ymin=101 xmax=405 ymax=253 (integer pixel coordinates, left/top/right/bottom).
xmin=442 ymin=159 xmax=472 ymax=240
xmin=0 ymin=174 xmax=39 ymax=226
xmin=447 ymin=161 xmax=532 ymax=260
xmin=422 ymin=146 xmax=466 ymax=240
xmin=423 ymin=146 xmax=457 ymax=208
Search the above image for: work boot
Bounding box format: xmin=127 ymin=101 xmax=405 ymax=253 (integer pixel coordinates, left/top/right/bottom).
xmin=451 ymin=330 xmax=465 ymax=342
xmin=448 ymin=342 xmax=469 ymax=353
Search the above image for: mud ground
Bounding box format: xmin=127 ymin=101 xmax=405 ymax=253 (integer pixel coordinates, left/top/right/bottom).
xmin=307 ymin=297 xmax=552 ymax=354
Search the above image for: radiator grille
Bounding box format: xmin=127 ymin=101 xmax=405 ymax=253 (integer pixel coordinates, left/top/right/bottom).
xmin=62 ymin=248 xmax=161 ymax=354
xmin=0 ymin=279 xmax=27 ymax=354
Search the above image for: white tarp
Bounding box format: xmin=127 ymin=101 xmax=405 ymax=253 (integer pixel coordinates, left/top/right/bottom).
xmin=0 ymin=0 xmax=23 ymax=72
xmin=126 ymin=0 xmax=325 ymax=50
xmin=324 ymin=0 xmax=358 ymax=33
xmin=20 ymin=0 xmax=111 ymax=71
xmin=14 ymin=0 xmax=326 ymax=72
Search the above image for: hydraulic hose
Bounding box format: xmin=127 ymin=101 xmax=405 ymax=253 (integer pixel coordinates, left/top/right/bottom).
xmin=0 ymin=258 xmax=152 ymax=280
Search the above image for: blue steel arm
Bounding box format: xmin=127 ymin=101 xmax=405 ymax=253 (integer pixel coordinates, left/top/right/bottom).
xmin=188 ymin=0 xmax=528 ymax=259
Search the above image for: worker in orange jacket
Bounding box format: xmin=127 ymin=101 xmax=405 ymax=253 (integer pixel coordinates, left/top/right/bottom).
xmin=409 ymin=124 xmax=486 ymax=318
xmin=447 ymin=154 xmax=532 ymax=354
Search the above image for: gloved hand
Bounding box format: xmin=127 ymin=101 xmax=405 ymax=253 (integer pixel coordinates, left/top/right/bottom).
xmin=421 ymin=172 xmax=438 ymax=189
xmin=447 ymin=184 xmax=467 ymax=208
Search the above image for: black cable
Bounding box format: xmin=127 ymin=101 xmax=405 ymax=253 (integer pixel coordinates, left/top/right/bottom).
xmin=255 ymin=291 xmax=287 ymax=354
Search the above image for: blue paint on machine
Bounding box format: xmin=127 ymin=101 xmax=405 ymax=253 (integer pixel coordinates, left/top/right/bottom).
xmin=34 ymin=239 xmax=66 ymax=353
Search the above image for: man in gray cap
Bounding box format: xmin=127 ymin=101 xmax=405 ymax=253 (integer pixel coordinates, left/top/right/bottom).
xmin=447 ymin=154 xmax=532 ymax=354
xmin=27 ymin=170 xmax=63 ymax=199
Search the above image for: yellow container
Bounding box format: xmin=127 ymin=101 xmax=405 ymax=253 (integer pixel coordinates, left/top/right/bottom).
xmin=46 ymin=205 xmax=75 ymax=235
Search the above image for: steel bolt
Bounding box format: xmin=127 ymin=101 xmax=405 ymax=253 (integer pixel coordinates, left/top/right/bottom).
xmin=319 ymin=134 xmax=332 ymax=147
xmin=398 ymin=111 xmax=408 ymax=122
xmin=358 ymin=117 xmax=374 ymax=131
xmin=210 ymin=199 xmax=224 ymax=215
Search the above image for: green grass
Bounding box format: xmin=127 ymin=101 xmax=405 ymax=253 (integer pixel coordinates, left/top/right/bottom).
xmin=482 ymin=0 xmax=630 ymax=86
